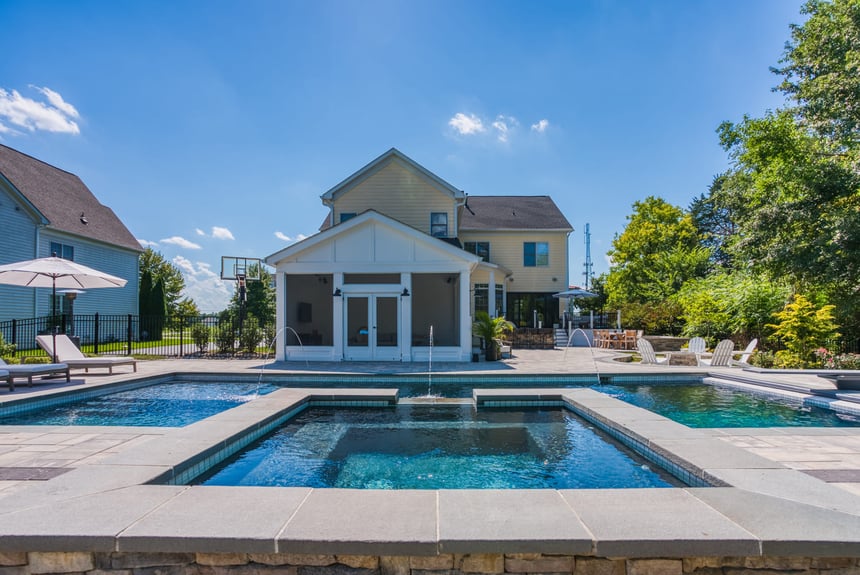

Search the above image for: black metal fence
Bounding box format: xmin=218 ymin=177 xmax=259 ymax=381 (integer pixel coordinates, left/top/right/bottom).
xmin=0 ymin=314 xmax=276 ymax=359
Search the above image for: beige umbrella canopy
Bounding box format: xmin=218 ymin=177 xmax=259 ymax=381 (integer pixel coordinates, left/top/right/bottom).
xmin=0 ymin=256 xmax=128 ymax=361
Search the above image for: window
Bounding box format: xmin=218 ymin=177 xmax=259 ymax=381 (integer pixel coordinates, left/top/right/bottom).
xmin=523 ymin=242 xmax=548 ymax=267
xmin=339 ymin=212 xmax=357 ymax=223
xmin=50 ymin=242 xmax=74 ymax=260
xmin=464 ymin=241 xmax=490 ymax=262
xmin=474 ymin=283 xmax=488 ymax=314
xmin=430 ymin=212 xmax=448 ymax=237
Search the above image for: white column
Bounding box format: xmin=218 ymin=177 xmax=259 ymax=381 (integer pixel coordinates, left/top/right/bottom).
xmin=276 ymin=272 xmax=286 ymax=361
xmin=459 ymin=269 xmax=471 ymax=360
xmin=401 ymin=272 xmax=412 ymax=361
xmin=332 ymin=271 xmax=344 ymax=361
xmin=488 ymin=270 xmax=496 ymax=317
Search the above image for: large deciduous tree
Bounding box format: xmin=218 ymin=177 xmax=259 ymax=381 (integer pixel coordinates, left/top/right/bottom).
xmin=606 ymin=196 xmax=710 ymax=306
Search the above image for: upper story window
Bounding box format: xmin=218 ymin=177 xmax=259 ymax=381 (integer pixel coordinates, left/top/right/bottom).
xmin=339 ymin=212 xmax=357 ymax=223
xmin=523 ymin=242 xmax=549 ymax=267
xmin=430 ymin=212 xmax=448 ymax=237
xmin=50 ymin=242 xmax=74 ymax=261
xmin=464 ymin=241 xmax=490 ymax=262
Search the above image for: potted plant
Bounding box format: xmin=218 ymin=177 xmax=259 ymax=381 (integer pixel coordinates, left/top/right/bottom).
xmin=472 ymin=311 xmax=515 ymax=361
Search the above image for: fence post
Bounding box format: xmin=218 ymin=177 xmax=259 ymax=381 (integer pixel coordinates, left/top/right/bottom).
xmin=127 ymin=314 xmax=133 ymax=356
xmin=11 ymin=319 xmax=16 ymax=348
xmin=179 ymin=316 xmax=184 ymax=357
xmin=94 ymin=313 xmax=99 ymax=355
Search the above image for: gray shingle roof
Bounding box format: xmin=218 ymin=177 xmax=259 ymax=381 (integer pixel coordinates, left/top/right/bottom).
xmin=0 ymin=145 xmax=141 ymax=252
xmin=459 ymin=196 xmax=573 ymax=231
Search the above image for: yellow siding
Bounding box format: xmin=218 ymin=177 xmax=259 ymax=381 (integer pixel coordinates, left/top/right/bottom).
xmin=332 ymin=160 xmax=456 ymax=235
xmin=460 ymin=230 xmax=569 ymax=293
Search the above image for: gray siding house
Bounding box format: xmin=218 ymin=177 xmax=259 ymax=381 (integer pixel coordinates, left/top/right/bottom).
xmin=0 ymin=145 xmax=141 ymax=325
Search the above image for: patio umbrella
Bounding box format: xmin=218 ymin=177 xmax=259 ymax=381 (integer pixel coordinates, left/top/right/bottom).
xmin=552 ymin=287 xmax=598 ymax=299
xmin=0 ymin=256 xmax=128 ymax=361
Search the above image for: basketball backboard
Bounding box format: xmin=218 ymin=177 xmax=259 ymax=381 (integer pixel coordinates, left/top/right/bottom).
xmin=220 ymin=256 xmax=263 ymax=281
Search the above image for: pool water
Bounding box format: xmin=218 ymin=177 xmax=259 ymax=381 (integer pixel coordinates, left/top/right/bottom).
xmin=195 ymin=405 xmax=681 ymax=489
xmin=599 ymin=382 xmax=860 ymax=428
xmin=0 ymin=382 xmax=278 ymax=427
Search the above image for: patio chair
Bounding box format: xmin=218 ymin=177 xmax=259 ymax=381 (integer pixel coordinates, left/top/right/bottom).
xmin=36 ymin=334 xmax=137 ymax=374
xmin=494 ymin=338 xmax=513 ymax=359
xmin=687 ymin=336 xmax=707 ymax=363
xmin=636 ymin=338 xmax=667 ymax=365
xmin=0 ymin=357 xmax=70 ymax=391
xmin=733 ymin=338 xmax=758 ymax=367
xmin=699 ymin=339 xmax=735 ymax=367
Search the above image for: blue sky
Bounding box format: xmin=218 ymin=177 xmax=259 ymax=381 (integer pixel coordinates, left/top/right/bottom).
xmin=1 ymin=0 xmax=804 ymax=312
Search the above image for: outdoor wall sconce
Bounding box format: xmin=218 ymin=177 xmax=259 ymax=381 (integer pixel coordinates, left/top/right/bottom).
xmin=333 ymin=288 xmax=342 ymax=297
xmin=401 ymin=288 xmax=410 ymax=296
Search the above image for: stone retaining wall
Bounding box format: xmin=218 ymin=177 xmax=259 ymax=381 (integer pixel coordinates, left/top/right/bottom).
xmin=3 ymin=552 xmax=858 ymax=575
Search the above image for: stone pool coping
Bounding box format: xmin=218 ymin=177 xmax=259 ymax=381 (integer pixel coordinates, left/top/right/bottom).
xmin=0 ymin=383 xmax=859 ymax=558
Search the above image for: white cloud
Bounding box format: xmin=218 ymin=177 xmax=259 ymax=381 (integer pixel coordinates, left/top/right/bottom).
xmin=275 ymin=231 xmax=307 ymax=243
xmin=31 ymin=86 xmax=79 ymax=119
xmin=160 ymin=236 xmax=202 ymax=250
xmin=492 ymin=115 xmax=518 ymax=143
xmin=173 ymin=256 xmax=232 ymax=313
xmin=195 ymin=228 xmax=206 ymax=236
xmin=531 ymin=119 xmax=550 ymax=133
xmin=137 ymin=238 xmax=159 ymax=248
xmin=0 ymin=86 xmax=80 ymax=134
xmin=448 ymin=112 xmax=485 ymax=135
xmin=211 ymin=226 xmax=235 ymax=240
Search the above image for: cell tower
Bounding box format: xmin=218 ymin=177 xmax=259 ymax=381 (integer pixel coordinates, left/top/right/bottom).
xmin=582 ymin=223 xmax=594 ymax=290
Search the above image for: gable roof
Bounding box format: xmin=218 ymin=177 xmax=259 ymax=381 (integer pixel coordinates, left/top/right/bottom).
xmin=320 ymin=148 xmax=465 ymax=204
xmin=459 ymin=196 xmax=573 ymax=232
xmin=0 ymin=145 xmax=141 ymax=252
xmin=267 ymin=209 xmax=480 ymax=267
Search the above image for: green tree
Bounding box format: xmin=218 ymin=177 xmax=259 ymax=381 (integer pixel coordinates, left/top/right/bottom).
xmin=226 ymin=267 xmax=275 ymax=327
xmin=689 ymin=174 xmax=737 ymax=269
xmin=767 ymin=293 xmax=840 ymax=367
xmin=773 ymin=0 xmax=860 ymax=147
xmin=139 ymin=248 xmax=187 ymax=317
xmin=675 ymin=272 xmax=790 ymax=344
xmin=605 ymin=196 xmax=709 ymax=307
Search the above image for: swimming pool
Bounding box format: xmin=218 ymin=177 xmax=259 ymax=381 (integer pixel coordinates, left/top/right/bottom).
xmin=0 ymin=381 xmax=279 ymax=426
xmin=599 ymin=381 xmax=860 ymax=427
xmin=194 ymin=405 xmax=681 ymax=489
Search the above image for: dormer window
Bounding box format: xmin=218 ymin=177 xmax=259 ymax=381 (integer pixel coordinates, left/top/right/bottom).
xmin=430 ymin=212 xmax=448 ymax=237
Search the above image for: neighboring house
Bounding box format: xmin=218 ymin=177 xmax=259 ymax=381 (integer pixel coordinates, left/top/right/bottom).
xmin=0 ymin=145 xmax=141 ymax=331
xmin=265 ymin=148 xmax=572 ymax=362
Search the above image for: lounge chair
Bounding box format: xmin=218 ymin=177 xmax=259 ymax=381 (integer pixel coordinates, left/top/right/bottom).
xmin=733 ymin=338 xmax=758 ymax=367
xmin=36 ymin=334 xmax=137 ymax=374
xmin=699 ymin=339 xmax=735 ymax=367
xmin=637 ymin=338 xmax=667 ymax=365
xmin=0 ymin=357 xmax=70 ymax=391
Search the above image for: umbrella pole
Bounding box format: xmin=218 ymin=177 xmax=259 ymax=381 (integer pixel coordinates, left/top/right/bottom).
xmin=51 ymin=279 xmax=58 ymax=363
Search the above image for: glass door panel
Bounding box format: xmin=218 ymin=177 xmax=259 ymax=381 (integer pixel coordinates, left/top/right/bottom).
xmin=375 ymin=297 xmax=398 ymax=348
xmin=346 ymin=297 xmax=369 ymax=347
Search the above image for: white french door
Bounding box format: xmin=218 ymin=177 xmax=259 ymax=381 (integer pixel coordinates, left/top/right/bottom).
xmin=344 ymin=295 xmax=400 ymax=360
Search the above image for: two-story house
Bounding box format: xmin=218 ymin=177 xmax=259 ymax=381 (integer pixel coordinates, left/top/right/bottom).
xmin=0 ymin=145 xmax=141 ymax=326
xmin=265 ymin=148 xmax=572 ymax=362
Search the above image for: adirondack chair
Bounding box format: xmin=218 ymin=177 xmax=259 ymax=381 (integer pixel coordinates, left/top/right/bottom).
xmin=699 ymin=339 xmax=735 ymax=367
xmin=733 ymin=338 xmax=758 ymax=366
xmin=637 ymin=338 xmax=667 ymax=365
xmin=687 ymin=337 xmax=707 ymax=362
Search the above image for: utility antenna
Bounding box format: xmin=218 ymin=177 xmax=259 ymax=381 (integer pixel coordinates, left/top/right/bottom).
xmin=582 ymin=223 xmax=594 ymax=290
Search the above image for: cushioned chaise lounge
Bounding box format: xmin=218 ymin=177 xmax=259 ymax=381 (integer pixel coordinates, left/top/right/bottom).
xmin=36 ymin=334 xmax=137 ymax=374
xmin=0 ymin=358 xmax=70 ymax=391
